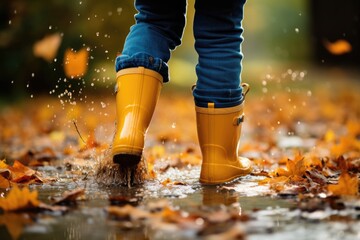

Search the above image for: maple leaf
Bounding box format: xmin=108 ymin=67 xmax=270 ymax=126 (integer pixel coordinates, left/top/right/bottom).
xmin=0 ymin=185 xmax=40 ymax=211
xmin=63 ymin=48 xmax=89 ymax=78
xmin=327 ymin=172 xmax=359 ymax=196
xmin=33 ymin=33 xmax=62 ymax=62
xmin=274 ymin=154 xmax=306 ymax=178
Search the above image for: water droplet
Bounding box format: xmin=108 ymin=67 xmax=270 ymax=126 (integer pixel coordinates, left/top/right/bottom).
xmin=49 ymin=25 xmax=52 ymax=30
xmin=295 ymin=28 xmax=299 ymax=33
xmin=101 ymin=102 xmax=106 ymax=108
xmin=31 ymin=73 xmax=35 ymax=77
xmin=30 ymin=94 xmax=33 ymax=98
xmin=8 ymin=20 xmax=12 ymax=25
xmin=96 ymin=32 xmax=100 ymax=37
xmin=307 ymin=90 xmax=312 ymax=97
xmin=171 ymin=122 xmax=176 ymax=129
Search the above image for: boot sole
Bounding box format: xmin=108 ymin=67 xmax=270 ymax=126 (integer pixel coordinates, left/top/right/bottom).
xmin=113 ymin=153 xmax=141 ymax=167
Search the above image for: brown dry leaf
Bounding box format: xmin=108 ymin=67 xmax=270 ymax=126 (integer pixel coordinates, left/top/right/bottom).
xmin=0 ymin=185 xmax=40 ymax=211
xmin=33 ymin=33 xmax=62 ymax=62
xmin=63 ymin=48 xmax=89 ymax=78
xmin=323 ymin=39 xmax=352 ymax=55
xmin=0 ymin=160 xmax=43 ymax=184
xmin=327 ymin=172 xmax=359 ymax=196
xmin=53 ymin=188 xmax=85 ymax=205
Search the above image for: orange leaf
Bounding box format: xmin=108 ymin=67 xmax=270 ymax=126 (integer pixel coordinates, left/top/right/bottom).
xmin=323 ymin=39 xmax=352 ymax=55
xmin=64 ymin=48 xmax=89 ymax=78
xmin=0 ymin=185 xmax=40 ymax=211
xmin=328 ymin=172 xmax=358 ymax=196
xmin=33 ymin=33 xmax=62 ymax=62
xmin=0 ymin=175 xmax=11 ymax=189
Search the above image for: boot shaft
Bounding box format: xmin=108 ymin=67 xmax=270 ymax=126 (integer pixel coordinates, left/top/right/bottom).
xmin=112 ymin=67 xmax=162 ymax=159
xmin=195 ymin=104 xmax=244 ymax=164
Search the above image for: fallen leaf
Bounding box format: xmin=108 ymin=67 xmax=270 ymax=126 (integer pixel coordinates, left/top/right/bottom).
xmin=0 ymin=185 xmax=40 ymax=211
xmin=323 ymin=39 xmax=352 ymax=55
xmin=327 ymin=172 xmax=358 ymax=196
xmin=53 ymin=188 xmax=85 ymax=205
xmin=0 ymin=160 xmax=43 ymax=184
xmin=33 ymin=33 xmax=62 ymax=62
xmin=63 ymin=48 xmax=89 ymax=78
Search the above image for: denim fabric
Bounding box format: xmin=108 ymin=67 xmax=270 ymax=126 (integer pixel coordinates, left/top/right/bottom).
xmin=116 ymin=0 xmax=247 ymax=108
xmin=115 ymin=0 xmax=187 ymax=82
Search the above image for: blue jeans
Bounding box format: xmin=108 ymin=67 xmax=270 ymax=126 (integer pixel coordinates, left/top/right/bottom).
xmin=115 ymin=0 xmax=247 ymax=108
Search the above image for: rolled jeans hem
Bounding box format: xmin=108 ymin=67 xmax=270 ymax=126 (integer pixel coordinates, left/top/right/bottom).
xmin=115 ymin=53 xmax=169 ymax=82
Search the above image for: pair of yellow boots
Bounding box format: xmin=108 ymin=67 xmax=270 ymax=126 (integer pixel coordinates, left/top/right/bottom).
xmin=112 ymin=67 xmax=251 ymax=184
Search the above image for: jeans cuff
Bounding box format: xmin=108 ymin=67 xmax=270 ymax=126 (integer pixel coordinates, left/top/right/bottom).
xmin=115 ymin=52 xmax=169 ymax=82
xmin=193 ymin=87 xmax=244 ymax=108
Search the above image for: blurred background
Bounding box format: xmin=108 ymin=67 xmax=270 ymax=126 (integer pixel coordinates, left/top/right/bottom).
xmin=0 ymin=0 xmax=359 ymax=103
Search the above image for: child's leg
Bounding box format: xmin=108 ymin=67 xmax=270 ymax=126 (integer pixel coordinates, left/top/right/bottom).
xmin=192 ymin=0 xmax=251 ymax=184
xmin=116 ymin=0 xmax=187 ymax=82
xmin=193 ymin=0 xmax=247 ymax=108
xmin=112 ymin=0 xmax=186 ymax=172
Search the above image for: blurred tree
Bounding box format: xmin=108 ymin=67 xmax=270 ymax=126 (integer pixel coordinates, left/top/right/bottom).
xmin=0 ymin=0 xmax=136 ymax=100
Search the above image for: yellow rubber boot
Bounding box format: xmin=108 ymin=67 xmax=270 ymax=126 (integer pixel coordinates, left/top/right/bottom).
xmin=112 ymin=67 xmax=163 ymax=167
xmin=196 ymin=88 xmax=252 ymax=184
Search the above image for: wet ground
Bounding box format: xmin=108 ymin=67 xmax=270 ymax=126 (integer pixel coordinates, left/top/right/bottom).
xmin=0 ymin=67 xmax=360 ymax=239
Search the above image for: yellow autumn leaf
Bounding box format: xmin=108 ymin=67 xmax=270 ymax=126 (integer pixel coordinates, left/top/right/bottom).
xmin=63 ymin=48 xmax=89 ymax=78
xmin=33 ymin=33 xmax=62 ymax=62
xmin=0 ymin=185 xmax=40 ymax=211
xmin=323 ymin=39 xmax=352 ymax=55
xmin=328 ymin=172 xmax=358 ymax=196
